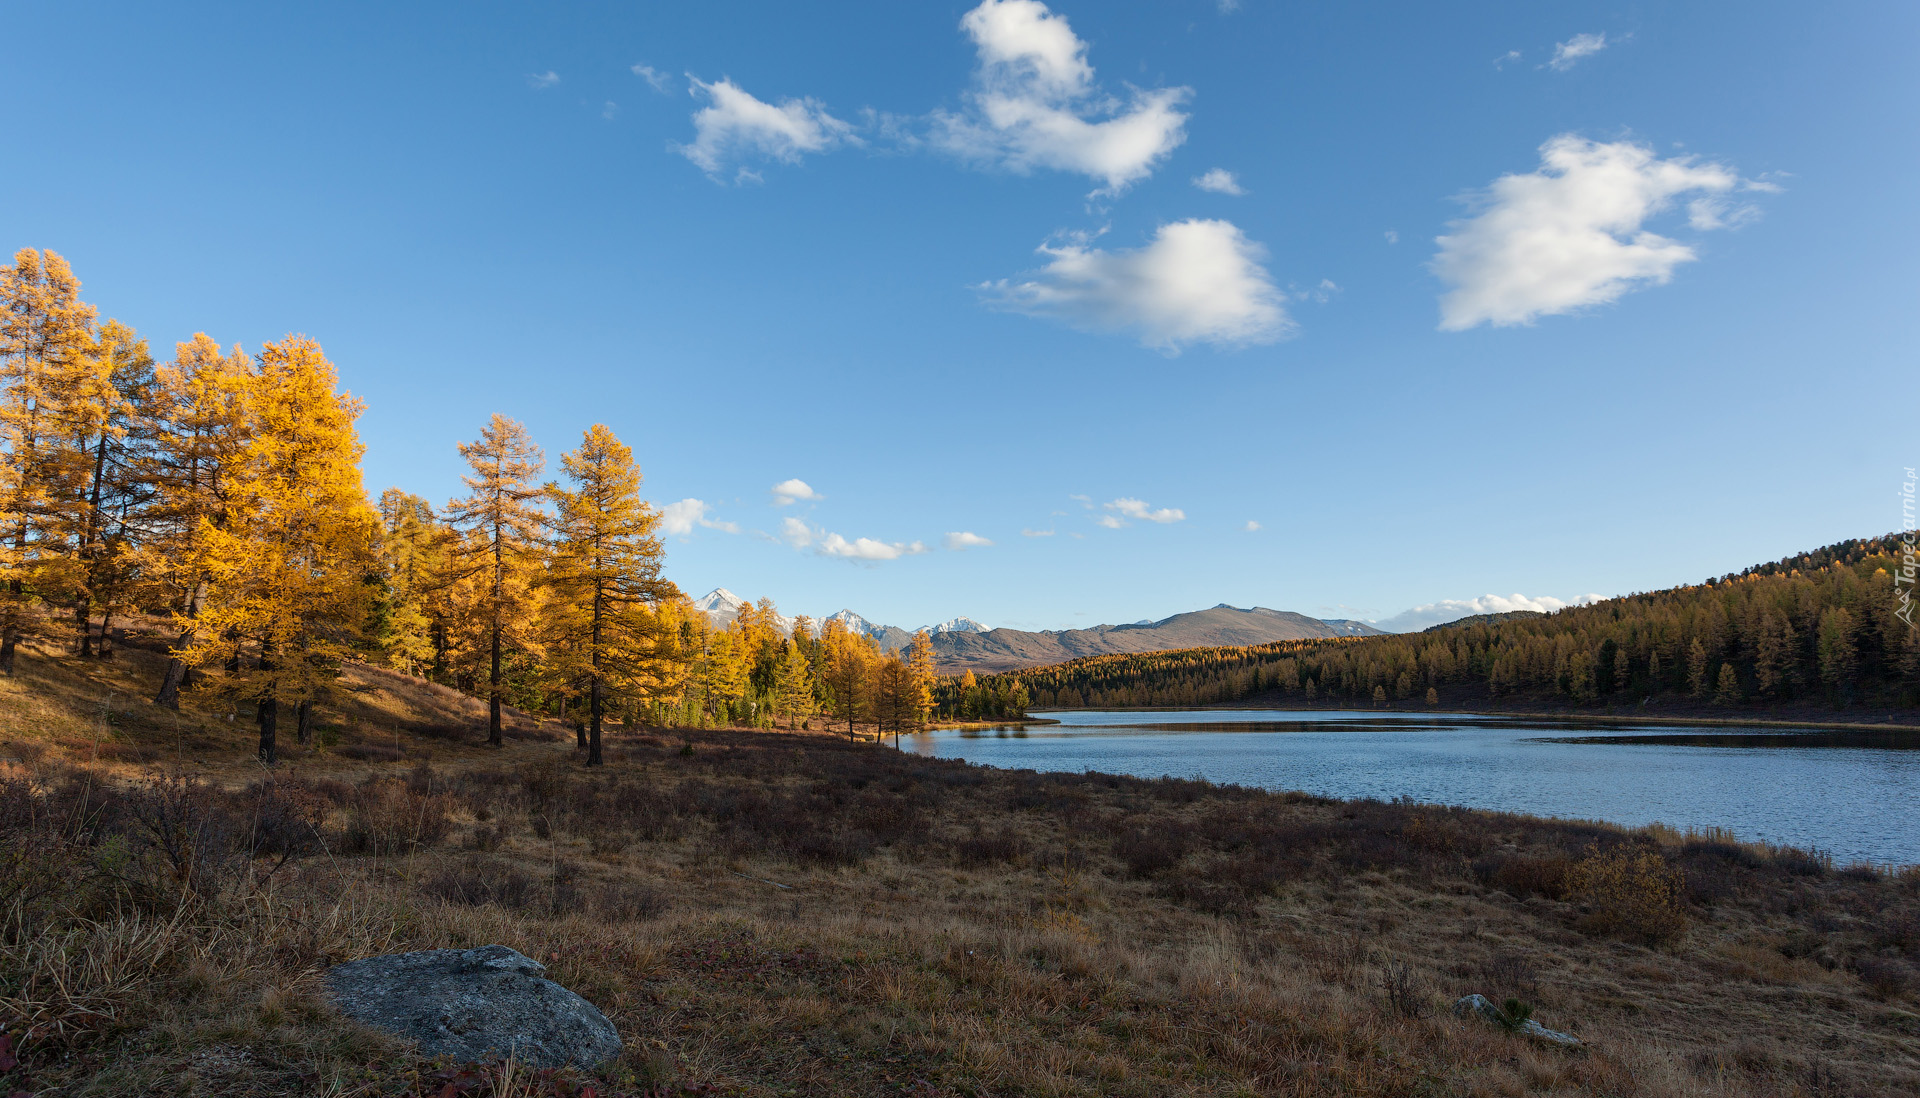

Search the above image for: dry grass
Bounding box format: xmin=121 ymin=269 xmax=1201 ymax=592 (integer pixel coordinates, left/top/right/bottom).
xmin=2 ymin=636 xmax=1919 ymax=1096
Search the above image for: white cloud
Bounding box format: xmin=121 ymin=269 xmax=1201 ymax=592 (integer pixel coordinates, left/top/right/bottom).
xmin=771 ymin=478 xmax=822 ymax=506
xmin=1371 ymin=592 xmax=1604 ymax=633
xmin=527 ymin=71 xmax=560 ymax=89
xmin=1218 ymin=0 xmax=1243 ymax=11
xmin=632 ymin=63 xmax=672 ymax=93
xmin=660 ymin=498 xmax=740 ymax=536
xmin=1549 ymin=32 xmax=1610 ymax=71
xmin=1102 ymin=497 xmax=1185 ymax=525
xmin=1022 ymin=528 xmax=1055 ymax=537
xmin=780 ymin=515 xmax=814 ymax=547
xmin=1494 ymin=50 xmax=1522 ymax=70
xmin=781 ymin=516 xmax=926 ymax=561
xmin=677 ymin=76 xmax=857 ymax=178
xmin=1384 ymin=230 xmax=1399 ymax=244
xmin=1433 ymin=135 xmax=1760 ymax=330
xmin=602 ymin=101 xmax=618 ymax=121
xmin=933 ymin=0 xmax=1190 ymax=194
xmin=820 ymin=533 xmax=928 ymax=561
xmin=981 ymin=219 xmax=1291 ymax=351
xmin=1243 ymin=520 xmax=1261 ymax=532
xmin=1193 ymin=168 xmax=1246 ymax=195
xmin=1068 ymin=493 xmax=1092 ymax=506
xmin=944 ymin=531 xmax=994 ymax=550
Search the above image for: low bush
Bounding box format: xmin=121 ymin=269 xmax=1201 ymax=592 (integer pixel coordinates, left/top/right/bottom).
xmin=1565 ymin=845 xmax=1690 ymax=946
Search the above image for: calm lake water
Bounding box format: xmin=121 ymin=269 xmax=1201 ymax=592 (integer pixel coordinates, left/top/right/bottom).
xmin=906 ymin=710 xmax=1920 ymax=867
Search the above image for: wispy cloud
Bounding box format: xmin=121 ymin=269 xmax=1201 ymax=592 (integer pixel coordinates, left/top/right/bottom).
xmin=1433 ymin=135 xmax=1767 ymax=330
xmin=677 ymin=76 xmax=857 ymax=179
xmin=632 ymin=63 xmax=673 ymax=93
xmin=944 ymin=531 xmax=994 ymax=550
xmin=1243 ymin=520 xmax=1261 ymax=532
xmin=981 ymin=219 xmax=1291 ymax=352
xmin=932 ymin=0 xmax=1189 ymax=194
xmin=527 ymin=71 xmax=560 ymax=89
xmin=771 ymin=478 xmax=822 ymax=506
xmin=1021 ymin=528 xmax=1055 ymax=537
xmin=602 ymin=101 xmax=619 ymax=121
xmin=1548 ymin=32 xmax=1610 ymax=71
xmin=1193 ymin=168 xmax=1246 ymax=195
xmin=1384 ymin=230 xmax=1399 ymax=244
xmin=1493 ymin=50 xmax=1523 ymax=70
xmin=1102 ymin=497 xmax=1185 ymax=526
xmin=1371 ymin=592 xmax=1603 ymax=633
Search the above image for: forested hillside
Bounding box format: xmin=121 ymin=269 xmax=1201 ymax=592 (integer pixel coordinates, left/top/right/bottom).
xmin=0 ymin=248 xmax=940 ymax=765
xmin=989 ymin=535 xmax=1920 ymax=716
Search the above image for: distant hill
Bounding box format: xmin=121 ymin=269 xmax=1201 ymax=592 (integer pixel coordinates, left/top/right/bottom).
xmin=929 ymin=605 xmax=1372 ymax=672
xmin=968 ymin=533 xmax=1920 ymax=720
xmin=688 ymin=591 xmax=1367 ymax=667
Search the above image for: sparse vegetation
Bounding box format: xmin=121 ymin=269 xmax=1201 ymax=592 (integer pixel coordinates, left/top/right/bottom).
xmin=2 ymin=633 xmax=1919 ymax=1096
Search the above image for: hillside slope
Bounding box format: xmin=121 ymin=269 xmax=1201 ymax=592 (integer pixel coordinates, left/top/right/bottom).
xmin=980 ymin=534 xmax=1920 ymax=721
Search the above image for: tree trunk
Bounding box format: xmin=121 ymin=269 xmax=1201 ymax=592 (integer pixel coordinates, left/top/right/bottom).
xmin=76 ymin=434 xmax=109 ymax=657
xmin=157 ymin=579 xmax=208 ymax=707
xmin=258 ymin=696 xmax=278 ymax=765
xmin=588 ymin=677 xmax=604 ymax=766
xmin=587 ymin=588 xmax=605 ymax=766
xmin=98 ymin=608 xmax=115 ymax=658
xmin=297 ymin=699 xmax=314 ymax=745
xmin=488 ymin=623 xmax=504 ymax=746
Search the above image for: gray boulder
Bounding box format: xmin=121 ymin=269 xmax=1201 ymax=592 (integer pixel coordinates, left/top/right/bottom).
xmin=1453 ymin=993 xmax=1582 ymax=1047
xmin=327 ymin=945 xmax=622 ymax=1069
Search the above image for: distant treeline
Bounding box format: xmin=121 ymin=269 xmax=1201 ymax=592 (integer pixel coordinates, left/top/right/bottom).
xmin=987 ymin=535 xmax=1920 ymax=711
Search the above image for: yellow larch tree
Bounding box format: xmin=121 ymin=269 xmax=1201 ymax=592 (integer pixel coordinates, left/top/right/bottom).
xmin=444 ymin=415 xmax=548 ymax=746
xmin=543 ymin=424 xmax=680 ymax=765
xmin=0 ymin=248 xmax=111 ymax=673
xmin=772 ymin=634 xmax=815 ymax=725
xmin=374 ymin=489 xmax=447 ymax=676
xmin=73 ymin=319 xmax=157 ymax=657
xmin=906 ymin=629 xmax=937 ymax=731
xmin=147 ymin=334 xmax=253 ymax=707
xmin=179 ymin=336 xmax=377 ymax=763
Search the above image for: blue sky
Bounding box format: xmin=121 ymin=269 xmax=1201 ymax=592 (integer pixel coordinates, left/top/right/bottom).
xmin=6 ymin=1 xmax=1914 ymax=631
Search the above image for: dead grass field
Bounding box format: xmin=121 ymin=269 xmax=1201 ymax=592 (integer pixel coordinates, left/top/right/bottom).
xmin=2 ymin=624 xmax=1918 ymax=1097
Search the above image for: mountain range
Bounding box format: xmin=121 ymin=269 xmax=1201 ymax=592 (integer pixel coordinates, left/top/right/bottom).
xmin=688 ymin=590 xmax=1383 ymax=672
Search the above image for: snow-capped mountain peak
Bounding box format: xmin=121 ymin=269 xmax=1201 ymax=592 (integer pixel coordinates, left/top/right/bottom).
xmin=692 ymin=588 xmax=745 ymax=615
xmin=924 ymin=616 xmax=988 ymax=634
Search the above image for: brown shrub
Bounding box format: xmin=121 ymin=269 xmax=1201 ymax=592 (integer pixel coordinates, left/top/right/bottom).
xmin=338 ymin=780 xmax=452 ymax=855
xmin=1565 ymin=845 xmax=1689 ymax=945
xmin=953 ymin=828 xmax=1028 ymax=868
xmin=1474 ymin=852 xmax=1572 ymax=900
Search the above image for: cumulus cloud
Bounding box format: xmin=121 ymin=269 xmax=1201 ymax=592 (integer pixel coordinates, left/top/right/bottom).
xmin=1193 ymin=168 xmax=1246 ymax=195
xmin=677 ymin=76 xmax=857 ymax=178
xmin=781 ymin=516 xmax=926 ymax=561
xmin=771 ymin=478 xmax=822 ymax=506
xmin=632 ymin=63 xmax=672 ymax=93
xmin=527 ymin=71 xmax=560 ymax=89
xmin=1433 ymin=135 xmax=1765 ymax=330
xmin=1549 ymin=32 xmax=1610 ymax=71
xmin=1371 ymin=592 xmax=1605 ymax=633
xmin=944 ymin=531 xmax=994 ymax=550
xmin=981 ymin=219 xmax=1291 ymax=351
xmin=933 ymin=0 xmax=1190 ymax=194
xmin=660 ymin=498 xmax=740 ymax=537
xmin=1102 ymin=497 xmax=1185 ymax=526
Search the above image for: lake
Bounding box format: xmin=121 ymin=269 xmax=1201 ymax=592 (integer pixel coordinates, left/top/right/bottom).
xmin=906 ymin=709 xmax=1920 ymax=867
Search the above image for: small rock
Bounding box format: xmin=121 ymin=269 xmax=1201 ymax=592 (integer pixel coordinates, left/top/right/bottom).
xmin=1453 ymin=993 xmax=1582 ymax=1048
xmin=327 ymin=945 xmax=622 ymax=1069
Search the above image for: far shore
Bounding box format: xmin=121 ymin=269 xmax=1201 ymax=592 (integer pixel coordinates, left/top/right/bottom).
xmin=1009 ymin=704 xmax=1920 ymax=735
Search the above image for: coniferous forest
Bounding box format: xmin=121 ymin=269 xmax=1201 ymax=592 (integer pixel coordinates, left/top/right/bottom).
xmin=991 ymin=535 xmax=1920 ymax=714
xmin=0 ymin=248 xmax=938 ymax=765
